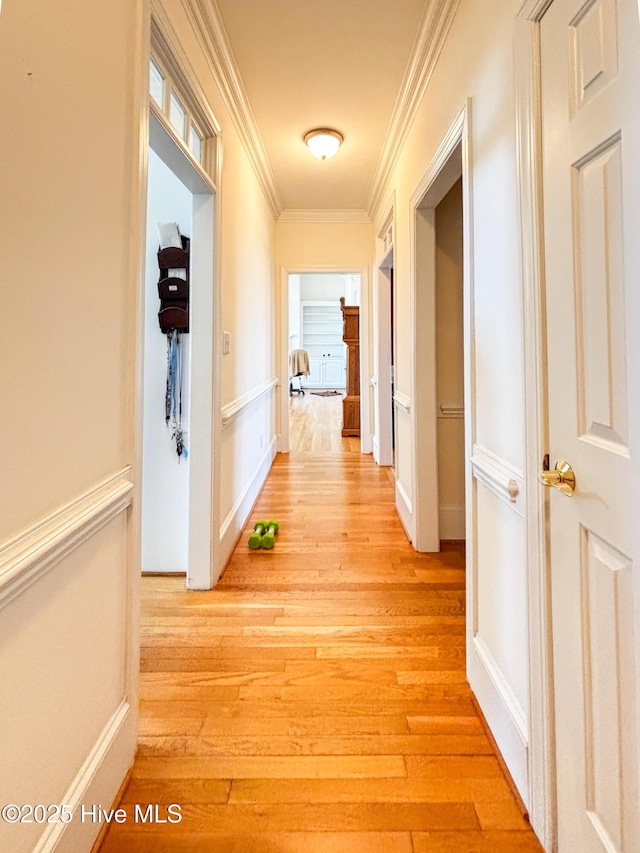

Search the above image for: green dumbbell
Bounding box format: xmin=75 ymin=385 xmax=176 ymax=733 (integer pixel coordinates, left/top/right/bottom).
xmin=248 ymin=519 xmax=268 ymax=550
xmin=261 ymin=520 xmax=279 ymax=550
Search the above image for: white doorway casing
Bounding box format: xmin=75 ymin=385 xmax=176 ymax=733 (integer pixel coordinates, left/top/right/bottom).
xmin=278 ymin=265 xmax=371 ymax=454
xmin=138 ymin=57 xmax=221 ymax=590
xmin=410 ymin=106 xmax=468 ymax=554
xmin=373 ymin=252 xmax=394 ymax=468
xmin=141 ymin=149 xmax=192 ymax=575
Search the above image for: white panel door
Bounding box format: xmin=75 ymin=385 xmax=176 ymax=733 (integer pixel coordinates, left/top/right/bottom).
xmin=541 ymin=1 xmax=640 ymax=850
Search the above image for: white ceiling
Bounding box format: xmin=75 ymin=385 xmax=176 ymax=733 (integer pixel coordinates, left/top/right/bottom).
xmin=213 ymin=0 xmax=428 ymax=212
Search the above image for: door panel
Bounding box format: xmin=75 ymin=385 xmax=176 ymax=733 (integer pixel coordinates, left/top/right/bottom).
xmin=574 ymin=135 xmax=628 ymax=451
xmin=541 ymin=0 xmax=640 ymax=850
xmin=324 ymin=358 xmax=345 ymax=386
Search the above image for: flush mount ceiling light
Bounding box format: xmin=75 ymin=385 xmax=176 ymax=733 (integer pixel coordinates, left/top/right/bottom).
xmin=304 ymin=128 xmax=344 ymax=160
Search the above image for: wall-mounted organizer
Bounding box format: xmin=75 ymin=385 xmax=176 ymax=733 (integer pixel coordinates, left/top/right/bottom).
xmin=157 ymin=234 xmax=190 ymax=333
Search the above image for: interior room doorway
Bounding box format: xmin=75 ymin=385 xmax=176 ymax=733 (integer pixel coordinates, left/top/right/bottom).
xmin=375 ymin=254 xmax=395 ymax=468
xmin=411 ymin=125 xmax=468 ymax=554
xmin=434 ymin=177 xmax=465 ymax=541
xmin=139 ymin=111 xmax=216 ymax=589
xmin=286 ymin=272 xmax=361 ymax=453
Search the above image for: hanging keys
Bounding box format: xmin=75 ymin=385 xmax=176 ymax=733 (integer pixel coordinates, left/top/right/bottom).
xmin=174 ymin=426 xmax=183 ymax=459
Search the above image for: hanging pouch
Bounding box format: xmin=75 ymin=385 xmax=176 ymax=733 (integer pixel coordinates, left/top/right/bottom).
xmin=158 ymin=236 xmax=190 ymax=274
xmin=158 ymin=278 xmax=189 ymax=300
xmin=158 ymin=304 xmax=189 ymax=333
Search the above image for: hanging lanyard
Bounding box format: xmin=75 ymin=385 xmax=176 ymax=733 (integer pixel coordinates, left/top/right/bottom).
xmin=166 ymin=330 xmax=187 ymax=460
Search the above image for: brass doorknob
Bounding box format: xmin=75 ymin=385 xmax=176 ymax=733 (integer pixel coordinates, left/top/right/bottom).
xmin=538 ymin=460 xmax=576 ymax=497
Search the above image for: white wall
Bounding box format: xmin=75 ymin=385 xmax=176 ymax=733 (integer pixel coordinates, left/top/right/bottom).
xmin=300 ymin=273 xmax=346 ymax=302
xmin=0 ymin=0 xmax=145 ymax=850
xmin=141 ymin=149 xmax=192 ymax=573
xmin=288 ymin=273 xmax=301 ymax=349
xmin=373 ymin=0 xmax=531 ymax=806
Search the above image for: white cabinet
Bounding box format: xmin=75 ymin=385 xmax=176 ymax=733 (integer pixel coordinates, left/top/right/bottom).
xmin=324 ymin=358 xmax=345 ymax=385
xmin=308 ymin=357 xmax=345 ymax=388
xmin=301 ymin=302 xmax=346 ymax=388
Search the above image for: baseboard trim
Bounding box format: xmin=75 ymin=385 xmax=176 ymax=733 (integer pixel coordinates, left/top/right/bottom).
xmin=395 ymin=479 xmax=413 ymax=543
xmin=89 ymin=769 xmax=133 ymax=853
xmin=471 ymin=693 xmax=529 ymax=819
xmin=468 ymin=633 xmax=529 ymax=804
xmin=219 ymin=436 xmax=278 ymax=568
xmin=0 ymin=469 xmax=133 ymax=610
xmin=33 ymin=699 xmax=135 ymax=853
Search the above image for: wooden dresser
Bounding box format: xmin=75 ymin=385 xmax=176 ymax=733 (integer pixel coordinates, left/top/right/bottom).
xmin=340 ymin=297 xmax=360 ymax=437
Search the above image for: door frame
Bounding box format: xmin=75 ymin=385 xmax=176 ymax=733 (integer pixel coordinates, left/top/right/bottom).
xmin=409 ymin=103 xmax=471 ymax=554
xmin=278 ymin=265 xmax=371 ymax=454
xmin=514 ymin=1 xmax=558 ymax=849
xmin=134 ymin=13 xmax=224 ymax=590
xmin=374 ymin=255 xmax=395 ymax=468
xmin=373 ymin=199 xmax=395 ymax=468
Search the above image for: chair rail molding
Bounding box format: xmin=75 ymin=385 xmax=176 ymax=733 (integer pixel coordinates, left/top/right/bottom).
xmin=438 ymin=402 xmax=464 ymax=419
xmin=221 ymin=377 xmax=278 ymax=428
xmin=0 ymin=468 xmax=133 ymax=610
xmin=393 ymin=391 xmax=412 ymax=415
xmin=471 ymin=444 xmax=524 ymax=514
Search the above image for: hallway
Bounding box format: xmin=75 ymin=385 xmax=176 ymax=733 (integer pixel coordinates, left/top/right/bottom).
xmin=100 ymin=453 xmax=543 ymax=852
xmin=288 ymin=391 xmax=360 ymax=453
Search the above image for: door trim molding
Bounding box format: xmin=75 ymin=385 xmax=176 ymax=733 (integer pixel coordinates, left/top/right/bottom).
xmin=278 ymin=266 xmax=371 ymax=455
xmin=409 ymin=101 xmax=472 ymax=553
xmin=137 ymin=10 xmax=224 ymax=592
xmin=515 ymin=4 xmax=555 ymax=849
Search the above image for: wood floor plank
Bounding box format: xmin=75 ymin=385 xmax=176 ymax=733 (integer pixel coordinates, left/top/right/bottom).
xmin=131 ymin=755 xmax=407 ymax=780
xmin=101 ymin=831 xmax=413 ymax=853
xmin=199 ymin=714 xmax=410 ymax=737
xmin=228 ymin=777 xmax=517 ymax=804
xmin=136 ymin=733 xmax=494 ymax=758
xmin=412 ymin=831 xmax=543 ymax=852
xmin=119 ymin=778 xmax=231 ymax=805
xmin=101 ymin=439 xmax=542 ymax=852
xmin=474 ymin=801 xmax=532 ymax=830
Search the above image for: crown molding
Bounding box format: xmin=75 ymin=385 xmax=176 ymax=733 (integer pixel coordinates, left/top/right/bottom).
xmin=368 ymin=0 xmax=461 ymax=219
xmin=278 ymin=209 xmax=371 ymax=224
xmin=181 ymin=0 xmax=282 ymax=219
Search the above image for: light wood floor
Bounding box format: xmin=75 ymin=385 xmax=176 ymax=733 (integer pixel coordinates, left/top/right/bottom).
xmin=289 ymin=390 xmax=360 ymax=453
xmin=101 ymin=454 xmax=543 ymax=852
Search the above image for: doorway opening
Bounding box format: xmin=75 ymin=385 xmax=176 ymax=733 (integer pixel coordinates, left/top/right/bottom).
xmin=375 ymin=253 xmax=395 ymax=469
xmin=412 ymin=127 xmax=468 ymax=554
xmin=140 ymin=112 xmax=216 ymax=589
xmin=286 ymin=272 xmax=361 ymax=453
xmin=434 ymin=177 xmax=465 ymax=542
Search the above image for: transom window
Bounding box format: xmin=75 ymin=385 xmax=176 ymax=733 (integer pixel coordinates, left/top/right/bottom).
xmin=149 ymin=57 xmax=205 ymax=166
